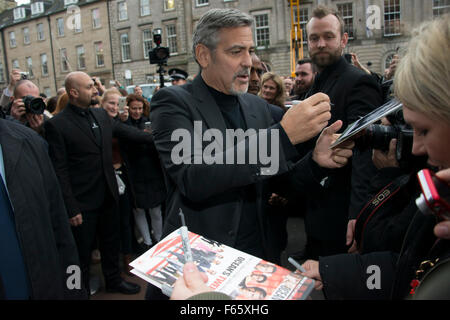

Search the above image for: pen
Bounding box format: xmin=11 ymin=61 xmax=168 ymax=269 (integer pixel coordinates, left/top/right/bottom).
xmin=288 ymin=257 xmax=306 ymax=273
xmin=179 ymin=209 xmax=193 ymax=263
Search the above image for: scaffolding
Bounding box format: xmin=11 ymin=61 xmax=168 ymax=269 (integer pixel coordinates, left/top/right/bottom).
xmin=289 ymin=0 xmax=305 ymax=77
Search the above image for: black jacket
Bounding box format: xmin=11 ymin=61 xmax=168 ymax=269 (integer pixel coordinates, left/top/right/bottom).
xmin=44 ymin=104 xmax=154 ymax=217
xmin=0 ymin=119 xmax=84 ymax=299
xmin=295 ymin=57 xmax=383 ymax=251
xmin=123 ymin=116 xmax=166 ymax=209
xmin=319 ymin=201 xmax=449 ymax=299
xmin=150 ymin=75 xmax=325 ymax=260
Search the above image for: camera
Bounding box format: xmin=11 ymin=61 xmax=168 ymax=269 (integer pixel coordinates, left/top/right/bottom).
xmin=22 ymin=95 xmax=46 ymax=114
xmin=356 ymin=108 xmax=418 ymax=169
xmin=20 ymin=72 xmax=29 ymax=80
xmin=149 ymin=28 xmax=170 ymax=65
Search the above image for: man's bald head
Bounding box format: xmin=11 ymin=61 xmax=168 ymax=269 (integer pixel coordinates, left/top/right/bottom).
xmin=65 ymin=72 xmax=90 ymax=93
xmin=14 ymin=80 xmax=40 ymax=99
xmin=64 ymin=72 xmax=98 ymax=108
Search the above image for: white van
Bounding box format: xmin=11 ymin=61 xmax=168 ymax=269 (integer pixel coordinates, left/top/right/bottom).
xmin=126 ymin=83 xmax=172 ymax=101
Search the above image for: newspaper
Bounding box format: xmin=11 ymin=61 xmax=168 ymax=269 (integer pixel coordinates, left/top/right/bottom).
xmin=129 ymin=228 xmax=315 ymax=300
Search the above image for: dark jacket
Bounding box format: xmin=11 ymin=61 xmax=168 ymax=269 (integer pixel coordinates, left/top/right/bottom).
xmin=319 ymin=199 xmax=449 ymax=300
xmin=294 ymin=56 xmax=383 ymax=255
xmin=0 ymin=119 xmax=84 ymax=299
xmin=123 ymin=116 xmax=166 ymax=209
xmin=44 ymin=104 xmax=154 ymax=217
xmin=150 ymin=75 xmax=323 ymax=260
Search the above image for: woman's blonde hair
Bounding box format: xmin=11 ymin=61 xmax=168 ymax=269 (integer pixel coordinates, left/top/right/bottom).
xmin=395 ymin=15 xmax=450 ymax=123
xmin=52 ymin=92 xmax=68 ymax=115
xmin=101 ymin=88 xmax=121 ymax=107
xmin=258 ymin=72 xmax=286 ymax=110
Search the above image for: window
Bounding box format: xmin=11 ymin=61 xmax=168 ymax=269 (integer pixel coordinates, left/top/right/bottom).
xmin=196 ymin=0 xmax=209 ymax=6
xmin=60 ymin=48 xmax=69 ymax=72
xmin=142 ymin=29 xmax=153 ymax=59
xmin=23 ymin=27 xmax=30 ymax=44
xmin=41 ymin=53 xmax=48 ymax=76
xmin=118 ymin=1 xmax=128 ymax=21
xmin=384 ymin=0 xmax=401 ymax=36
xmin=26 ymin=57 xmax=34 ymax=78
xmin=433 ymin=0 xmax=450 ymax=17
xmin=140 ymin=0 xmax=150 ymax=16
xmin=92 ymin=9 xmax=101 ymax=28
xmin=64 ymin=0 xmax=78 ymax=6
xmin=94 ymin=42 xmax=105 ymax=67
xmin=254 ymin=14 xmax=270 ymax=48
xmin=12 ymin=59 xmax=19 ymax=69
xmin=76 ymin=45 xmax=86 ymax=69
xmin=9 ymin=31 xmax=16 ymax=48
xmin=31 ymin=2 xmax=44 ymax=15
xmin=121 ymin=33 xmax=131 ymax=61
xmin=0 ymin=62 xmax=4 ymax=83
xmin=13 ymin=7 xmax=26 ymax=20
xmin=166 ymin=24 xmax=178 ymax=54
xmin=37 ymin=23 xmax=45 ymax=40
xmin=337 ymin=3 xmax=354 ymax=39
xmin=294 ymin=8 xmax=309 ymax=43
xmin=164 ymin=0 xmax=175 ymax=11
xmin=57 ymin=18 xmax=65 ymax=36
xmin=44 ymin=87 xmax=51 ymax=98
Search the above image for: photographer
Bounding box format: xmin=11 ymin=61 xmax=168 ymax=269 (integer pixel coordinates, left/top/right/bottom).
xmin=300 ymin=16 xmax=450 ymax=300
xmin=348 ymin=115 xmax=427 ymax=255
xmin=7 ymin=80 xmax=47 ymax=135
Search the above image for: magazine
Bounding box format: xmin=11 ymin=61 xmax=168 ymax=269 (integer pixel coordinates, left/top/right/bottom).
xmin=129 ymin=228 xmax=315 ymax=300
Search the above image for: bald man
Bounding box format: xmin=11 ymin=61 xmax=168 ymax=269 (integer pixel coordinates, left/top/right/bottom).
xmin=8 ymin=80 xmax=46 ymax=134
xmin=44 ymin=71 xmax=155 ymax=296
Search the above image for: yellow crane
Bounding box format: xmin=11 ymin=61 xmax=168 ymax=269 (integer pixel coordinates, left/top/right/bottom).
xmin=289 ymin=0 xmax=305 ymax=77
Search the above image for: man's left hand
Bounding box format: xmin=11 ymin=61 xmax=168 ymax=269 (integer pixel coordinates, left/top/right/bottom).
xmin=312 ymin=120 xmax=355 ymax=168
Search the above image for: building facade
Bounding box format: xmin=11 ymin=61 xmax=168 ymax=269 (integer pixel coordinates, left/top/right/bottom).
xmin=0 ymin=0 xmax=113 ymax=96
xmin=0 ymin=0 xmax=448 ymax=93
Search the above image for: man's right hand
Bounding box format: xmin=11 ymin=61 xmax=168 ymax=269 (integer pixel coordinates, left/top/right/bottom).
xmin=10 ymin=98 xmax=26 ymax=122
xmin=8 ymin=69 xmax=22 ymax=92
xmin=280 ymin=93 xmax=332 ymax=145
xmin=70 ymin=213 xmax=83 ymax=227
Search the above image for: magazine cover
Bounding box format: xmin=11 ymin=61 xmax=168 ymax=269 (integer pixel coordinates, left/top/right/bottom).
xmin=129 ymin=228 xmax=315 ymax=300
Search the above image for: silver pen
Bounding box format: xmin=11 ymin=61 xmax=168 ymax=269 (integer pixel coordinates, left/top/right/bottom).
xmin=288 ymin=257 xmax=306 ymax=273
xmin=179 ymin=209 xmax=193 ymax=263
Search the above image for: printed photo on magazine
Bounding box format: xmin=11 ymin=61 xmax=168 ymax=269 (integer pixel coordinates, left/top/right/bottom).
xmin=129 ymin=228 xmax=315 ymax=300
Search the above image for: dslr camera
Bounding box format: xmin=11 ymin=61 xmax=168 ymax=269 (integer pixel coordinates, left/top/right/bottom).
xmin=22 ymin=95 xmax=46 ymax=114
xmin=356 ymin=108 xmax=416 ymax=169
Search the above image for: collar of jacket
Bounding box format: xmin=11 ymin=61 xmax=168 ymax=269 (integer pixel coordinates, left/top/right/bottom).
xmin=191 ymin=74 xmax=260 ymax=134
xmin=314 ymin=56 xmax=348 ymax=87
xmin=67 ymin=103 xmax=90 ymax=117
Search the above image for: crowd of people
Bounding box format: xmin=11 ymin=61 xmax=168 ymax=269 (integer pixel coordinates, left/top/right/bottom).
xmin=0 ymin=6 xmax=448 ymax=301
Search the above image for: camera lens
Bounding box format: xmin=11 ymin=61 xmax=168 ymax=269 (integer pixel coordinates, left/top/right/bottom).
xmin=361 ymin=124 xmax=397 ymax=151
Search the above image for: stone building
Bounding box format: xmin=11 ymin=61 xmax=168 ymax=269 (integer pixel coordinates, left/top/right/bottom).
xmin=0 ymin=1 xmax=448 ymax=92
xmin=0 ymin=0 xmax=113 ymax=96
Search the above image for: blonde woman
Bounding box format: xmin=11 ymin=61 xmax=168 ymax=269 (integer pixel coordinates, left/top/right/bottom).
xmin=258 ymin=72 xmax=286 ymax=110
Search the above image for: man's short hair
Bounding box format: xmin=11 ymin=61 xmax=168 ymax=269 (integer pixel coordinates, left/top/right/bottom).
xmin=297 ymin=59 xmax=318 ymax=73
xmin=192 ymin=8 xmax=254 ymax=66
xmin=13 ymin=79 xmax=38 ymax=98
xmin=308 ymin=5 xmax=345 ymax=36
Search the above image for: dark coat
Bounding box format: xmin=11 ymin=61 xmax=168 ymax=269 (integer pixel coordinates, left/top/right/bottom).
xmin=44 ymin=104 xmax=154 ymax=217
xmin=293 ymin=56 xmax=383 ymax=255
xmin=0 ymin=119 xmax=84 ymax=299
xmin=149 ymin=75 xmax=320 ymax=260
xmin=123 ymin=116 xmax=166 ymax=209
xmin=319 ymin=207 xmax=449 ymax=300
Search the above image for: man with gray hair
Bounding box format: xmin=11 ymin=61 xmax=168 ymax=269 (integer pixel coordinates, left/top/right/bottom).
xmin=147 ymin=8 xmax=354 ymax=298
